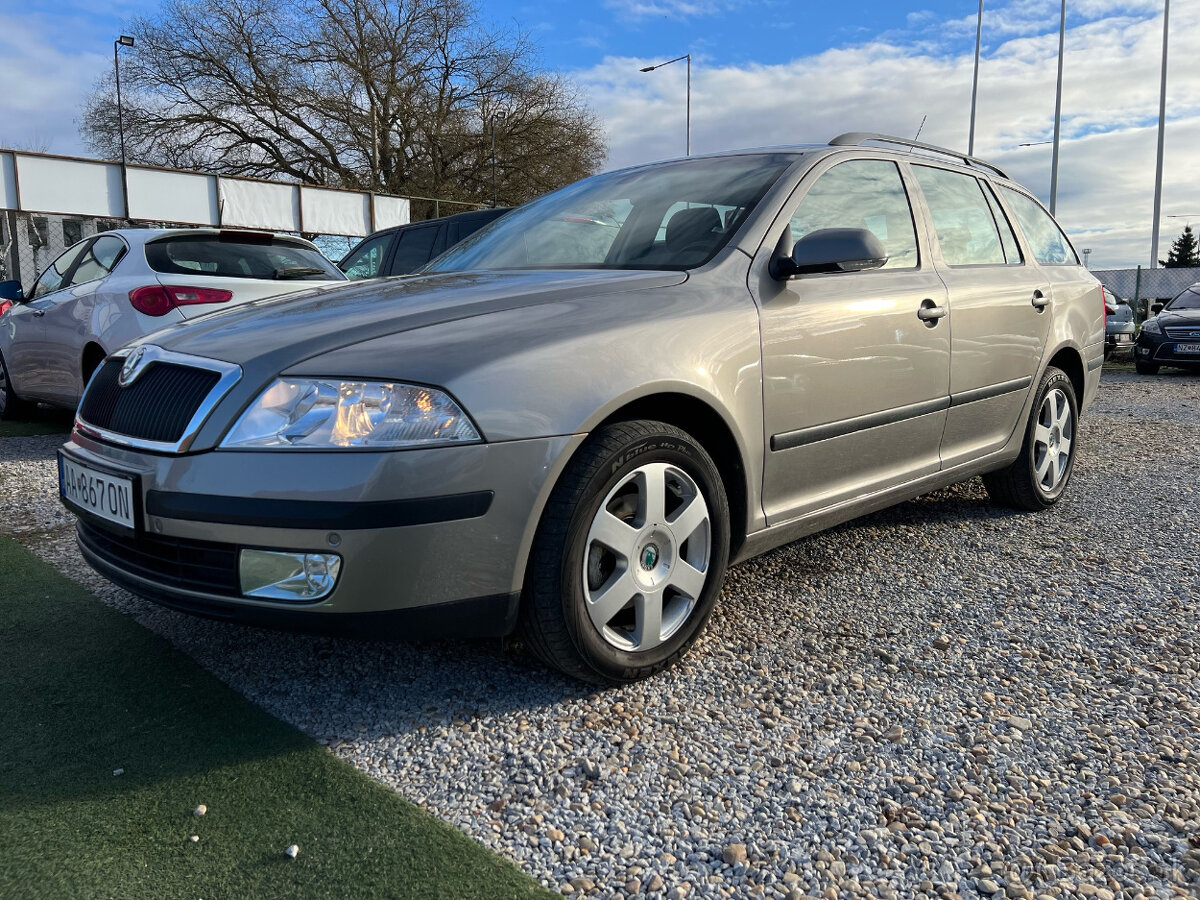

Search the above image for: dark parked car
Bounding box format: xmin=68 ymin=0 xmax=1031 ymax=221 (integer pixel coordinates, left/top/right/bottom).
xmin=339 ymin=207 xmax=510 ymax=279
xmin=1104 ymin=287 xmax=1135 ymax=359
xmin=1134 ymin=282 xmax=1200 ymax=374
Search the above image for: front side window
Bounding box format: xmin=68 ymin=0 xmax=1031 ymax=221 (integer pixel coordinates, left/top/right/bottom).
xmin=68 ymin=235 xmax=127 ymax=287
xmin=1000 ymin=188 xmax=1079 ymax=265
xmin=424 ymin=154 xmax=795 ymax=272
xmin=31 ymin=242 xmax=89 ymax=299
xmin=788 ymin=160 xmax=919 ymax=269
xmin=341 ymin=233 xmax=392 ymax=280
xmin=914 ymin=166 xmax=1007 ymax=267
xmin=145 ymin=234 xmax=343 ymax=281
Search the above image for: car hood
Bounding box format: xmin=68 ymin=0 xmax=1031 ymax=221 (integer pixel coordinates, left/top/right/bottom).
xmin=137 ymin=269 xmax=687 ymax=371
xmin=1159 ymin=308 xmax=1200 ymax=327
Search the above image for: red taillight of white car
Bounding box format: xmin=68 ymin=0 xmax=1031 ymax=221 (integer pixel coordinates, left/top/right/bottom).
xmin=1101 ymin=285 xmax=1111 ymax=324
xmin=129 ymin=285 xmax=234 ymax=316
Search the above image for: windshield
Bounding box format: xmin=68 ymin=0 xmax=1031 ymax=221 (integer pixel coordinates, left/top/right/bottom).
xmin=1167 ymin=284 xmax=1200 ymax=311
xmin=423 ymin=154 xmax=797 ymax=273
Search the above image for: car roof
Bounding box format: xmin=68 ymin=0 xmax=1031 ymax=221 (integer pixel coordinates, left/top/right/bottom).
xmin=93 ymin=228 xmax=321 ymax=249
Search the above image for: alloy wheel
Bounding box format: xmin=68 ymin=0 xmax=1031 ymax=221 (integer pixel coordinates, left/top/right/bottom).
xmin=582 ymin=462 xmax=712 ymax=652
xmin=1032 ymin=387 xmax=1073 ymax=493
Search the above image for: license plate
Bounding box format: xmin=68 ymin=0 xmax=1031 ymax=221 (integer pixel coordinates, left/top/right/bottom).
xmin=58 ymin=453 xmax=137 ymax=530
xmin=1176 ymin=343 xmax=1200 ymax=354
xmin=1112 ymin=334 xmax=1132 ymax=343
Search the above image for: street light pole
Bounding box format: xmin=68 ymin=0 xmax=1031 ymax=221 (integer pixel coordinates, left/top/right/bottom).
xmin=639 ymin=54 xmax=691 ymax=156
xmin=969 ymin=0 xmax=984 ymax=156
xmin=1049 ymin=0 xmax=1066 ymax=215
xmin=1150 ymin=0 xmax=1170 ymax=268
xmin=114 ymin=35 xmax=135 ymax=221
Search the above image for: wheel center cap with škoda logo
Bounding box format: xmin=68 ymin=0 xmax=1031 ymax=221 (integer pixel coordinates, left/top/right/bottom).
xmin=119 ymin=346 xmax=148 ymax=387
xmin=640 ymin=544 xmax=660 ymax=571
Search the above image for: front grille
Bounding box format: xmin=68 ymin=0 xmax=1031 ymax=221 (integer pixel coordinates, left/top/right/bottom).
xmin=78 ymin=519 xmax=241 ymax=597
xmin=1163 ymin=326 xmax=1200 ymax=340
xmin=80 ymin=358 xmax=221 ymax=444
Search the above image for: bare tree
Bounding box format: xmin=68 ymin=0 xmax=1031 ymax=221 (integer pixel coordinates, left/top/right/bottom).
xmin=81 ymin=0 xmax=606 ymax=217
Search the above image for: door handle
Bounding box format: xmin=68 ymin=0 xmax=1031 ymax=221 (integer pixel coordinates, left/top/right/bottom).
xmin=917 ymin=299 xmax=947 ymax=325
xmin=32 ymin=309 xmax=45 ymax=318
xmin=1032 ymin=290 xmax=1050 ymax=310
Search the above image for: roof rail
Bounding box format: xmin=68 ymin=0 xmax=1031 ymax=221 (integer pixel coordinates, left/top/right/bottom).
xmin=829 ymin=132 xmax=1009 ymax=179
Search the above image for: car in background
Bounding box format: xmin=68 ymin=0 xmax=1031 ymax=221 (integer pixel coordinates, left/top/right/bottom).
xmin=1134 ymin=281 xmax=1200 ymax=375
xmin=1104 ymin=287 xmax=1135 ymax=359
xmin=0 ymin=229 xmax=346 ymax=418
xmin=58 ymin=133 xmax=1103 ymax=684
xmin=339 ymin=207 xmax=510 ymax=279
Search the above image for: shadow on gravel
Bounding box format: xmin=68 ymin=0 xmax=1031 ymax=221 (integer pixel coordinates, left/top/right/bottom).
xmin=0 ymin=407 xmax=74 ymax=438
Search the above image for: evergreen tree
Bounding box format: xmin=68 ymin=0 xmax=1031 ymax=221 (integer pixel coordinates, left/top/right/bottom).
xmin=1160 ymin=224 xmax=1200 ymax=268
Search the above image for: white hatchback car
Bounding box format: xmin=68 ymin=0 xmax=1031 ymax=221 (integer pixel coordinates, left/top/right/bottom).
xmin=0 ymin=228 xmax=346 ymax=417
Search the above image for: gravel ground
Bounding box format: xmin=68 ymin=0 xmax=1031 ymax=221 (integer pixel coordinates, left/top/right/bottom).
xmin=3 ymin=367 xmax=1199 ymax=900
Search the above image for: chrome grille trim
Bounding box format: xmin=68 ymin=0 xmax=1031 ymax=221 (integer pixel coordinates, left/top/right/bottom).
xmin=75 ymin=345 xmax=242 ymax=454
xmin=1163 ymin=326 xmax=1200 ymax=339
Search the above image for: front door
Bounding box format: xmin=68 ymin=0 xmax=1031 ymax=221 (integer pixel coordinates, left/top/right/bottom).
xmin=751 ymin=157 xmax=951 ymax=524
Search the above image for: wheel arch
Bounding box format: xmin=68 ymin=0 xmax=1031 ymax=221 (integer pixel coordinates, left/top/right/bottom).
xmin=593 ymin=392 xmax=750 ymax=559
xmin=81 ymin=342 xmax=108 ymax=387
xmin=1045 ymin=343 xmax=1085 ymax=407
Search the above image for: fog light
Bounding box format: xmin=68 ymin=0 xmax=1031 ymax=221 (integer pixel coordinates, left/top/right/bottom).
xmin=239 ymin=549 xmax=342 ymax=601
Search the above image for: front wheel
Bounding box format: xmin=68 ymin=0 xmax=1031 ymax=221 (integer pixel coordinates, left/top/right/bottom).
xmin=983 ymin=366 xmax=1078 ymax=510
xmin=520 ymin=420 xmax=730 ymax=684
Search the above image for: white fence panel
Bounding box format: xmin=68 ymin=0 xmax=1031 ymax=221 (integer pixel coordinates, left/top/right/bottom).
xmin=127 ymin=168 xmax=219 ymax=225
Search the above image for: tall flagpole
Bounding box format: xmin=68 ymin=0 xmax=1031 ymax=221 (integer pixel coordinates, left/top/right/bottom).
xmin=1150 ymin=0 xmax=1170 ymax=268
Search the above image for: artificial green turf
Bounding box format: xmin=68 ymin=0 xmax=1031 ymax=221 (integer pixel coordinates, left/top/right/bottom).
xmin=0 ymin=536 xmax=553 ymax=900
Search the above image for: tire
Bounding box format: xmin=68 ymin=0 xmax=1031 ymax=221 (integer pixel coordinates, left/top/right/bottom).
xmin=1103 ymin=344 xmax=1112 ymax=361
xmin=0 ymin=349 xmax=35 ymax=421
xmin=983 ymin=366 xmax=1078 ymax=511
xmin=1134 ymin=359 xmax=1159 ymax=375
xmin=520 ymin=420 xmax=730 ymax=684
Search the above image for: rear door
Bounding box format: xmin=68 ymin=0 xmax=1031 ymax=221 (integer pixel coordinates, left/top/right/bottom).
xmin=750 ymin=157 xmax=951 ymax=523
xmin=386 ymin=223 xmax=443 ymax=275
xmin=907 ymin=165 xmax=1051 ymax=467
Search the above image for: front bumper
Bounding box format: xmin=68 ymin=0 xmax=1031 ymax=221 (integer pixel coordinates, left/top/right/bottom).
xmin=61 ymin=431 xmax=581 ymax=636
xmin=1134 ymin=332 xmax=1200 ymax=367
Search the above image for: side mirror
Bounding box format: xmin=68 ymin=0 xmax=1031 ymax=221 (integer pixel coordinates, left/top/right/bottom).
xmin=0 ymin=280 xmax=23 ymax=302
xmin=1151 ymin=302 xmax=1164 ymax=315
xmin=773 ymin=227 xmax=888 ymax=280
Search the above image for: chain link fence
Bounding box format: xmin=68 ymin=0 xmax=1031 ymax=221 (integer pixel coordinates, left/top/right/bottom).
xmin=1 ymin=211 xmax=129 ymax=287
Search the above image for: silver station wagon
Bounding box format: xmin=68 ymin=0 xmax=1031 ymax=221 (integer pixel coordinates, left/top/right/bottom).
xmin=59 ymin=133 xmax=1104 ymax=684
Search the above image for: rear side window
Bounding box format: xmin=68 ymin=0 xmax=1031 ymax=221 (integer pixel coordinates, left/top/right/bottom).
xmin=68 ymin=235 xmax=127 ymax=287
xmin=145 ymin=234 xmax=342 ymax=281
xmin=789 ymin=160 xmax=919 ymax=269
xmin=999 ymin=188 xmax=1079 ymax=265
xmin=390 ymin=225 xmax=441 ymax=274
xmin=913 ymin=166 xmax=1006 ymax=266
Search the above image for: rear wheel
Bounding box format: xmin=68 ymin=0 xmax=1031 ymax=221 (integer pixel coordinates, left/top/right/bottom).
xmin=984 ymin=366 xmax=1078 ymax=510
xmin=1134 ymin=359 xmax=1159 ymax=375
xmin=520 ymin=420 xmax=730 ymax=684
xmin=0 ymin=349 xmax=35 ymax=421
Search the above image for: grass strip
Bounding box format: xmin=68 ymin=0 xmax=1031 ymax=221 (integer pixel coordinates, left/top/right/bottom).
xmin=0 ymin=536 xmax=552 ymax=900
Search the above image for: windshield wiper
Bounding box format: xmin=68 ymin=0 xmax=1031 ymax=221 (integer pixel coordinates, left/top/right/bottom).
xmin=273 ymin=266 xmax=328 ymax=280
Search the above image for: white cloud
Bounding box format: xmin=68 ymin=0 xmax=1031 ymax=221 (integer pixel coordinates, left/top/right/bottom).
xmin=579 ymin=2 xmax=1200 ymax=268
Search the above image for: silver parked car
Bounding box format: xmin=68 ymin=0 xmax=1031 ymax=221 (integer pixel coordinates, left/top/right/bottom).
xmin=58 ymin=134 xmax=1104 ymax=683
xmin=0 ymin=228 xmax=346 ymax=416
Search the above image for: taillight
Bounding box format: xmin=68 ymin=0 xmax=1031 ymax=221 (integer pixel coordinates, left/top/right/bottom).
xmin=0 ymin=300 xmax=11 ymax=318
xmin=128 ymin=285 xmax=234 ymax=316
xmin=1100 ymin=285 xmax=1110 ymax=325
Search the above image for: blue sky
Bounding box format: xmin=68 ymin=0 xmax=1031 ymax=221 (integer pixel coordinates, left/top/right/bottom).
xmin=1 ymin=0 xmax=1196 ymax=268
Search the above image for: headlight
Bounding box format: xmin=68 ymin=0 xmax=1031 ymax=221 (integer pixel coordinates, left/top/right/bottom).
xmin=1141 ymin=318 xmax=1162 ymax=335
xmin=222 ymin=379 xmax=482 ymax=449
